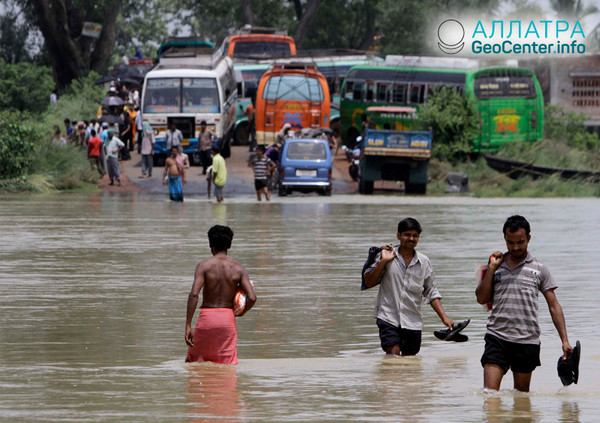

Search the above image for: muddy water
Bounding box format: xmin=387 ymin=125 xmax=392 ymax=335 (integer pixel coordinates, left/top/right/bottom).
xmin=0 ymin=193 xmax=598 ymax=422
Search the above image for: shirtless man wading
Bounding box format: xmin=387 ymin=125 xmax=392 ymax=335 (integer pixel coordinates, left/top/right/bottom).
xmin=185 ymin=225 xmax=257 ymax=364
xmin=163 ymin=146 xmax=185 ymax=201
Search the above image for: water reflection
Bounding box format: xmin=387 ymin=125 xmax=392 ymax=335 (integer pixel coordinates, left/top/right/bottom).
xmin=185 ymin=363 xmax=243 ymax=422
xmin=1 ymin=195 xmax=600 ymax=422
xmin=560 ymin=400 xmax=580 ymax=423
xmin=483 ymin=395 xmax=540 ymax=423
xmin=373 ymin=357 xmax=426 ymax=423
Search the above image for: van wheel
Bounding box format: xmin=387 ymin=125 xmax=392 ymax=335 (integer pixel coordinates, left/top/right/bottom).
xmin=324 ymin=185 xmax=332 ymax=196
xmin=278 ymin=185 xmax=287 ymax=196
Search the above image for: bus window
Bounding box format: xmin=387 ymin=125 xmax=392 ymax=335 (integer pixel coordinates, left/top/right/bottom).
xmin=392 ymin=84 xmax=406 ymax=103
xmin=366 ymin=82 xmax=376 ymax=101
xmin=409 ymin=84 xmax=424 ymax=104
xmin=352 ymin=82 xmax=363 ymax=101
xmin=233 ymin=41 xmax=291 ymax=58
xmin=143 ymin=78 xmax=180 ymax=113
xmin=474 ymin=76 xmax=535 ymax=99
xmin=377 ymin=83 xmax=389 ymax=102
xmin=263 ymin=75 xmax=324 ymax=101
xmin=182 ymin=78 xmax=220 ymax=113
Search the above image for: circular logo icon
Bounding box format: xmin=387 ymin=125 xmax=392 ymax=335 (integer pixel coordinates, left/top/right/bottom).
xmin=438 ymin=19 xmax=465 ymax=55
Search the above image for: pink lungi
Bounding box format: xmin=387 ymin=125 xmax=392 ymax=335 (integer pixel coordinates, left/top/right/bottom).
xmin=187 ymin=308 xmax=238 ymax=365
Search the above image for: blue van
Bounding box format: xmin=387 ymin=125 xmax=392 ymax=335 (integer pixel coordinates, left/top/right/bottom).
xmin=278 ymin=138 xmax=333 ymax=196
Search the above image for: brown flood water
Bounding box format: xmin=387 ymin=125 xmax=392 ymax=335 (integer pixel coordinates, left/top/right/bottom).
xmin=0 ymin=193 xmax=598 ymax=422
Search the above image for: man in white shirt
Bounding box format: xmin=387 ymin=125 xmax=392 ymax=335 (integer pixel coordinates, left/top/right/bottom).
xmin=104 ymin=130 xmax=125 ymax=186
xmin=165 ymin=122 xmax=183 ymax=152
xmin=364 ymin=217 xmax=455 ymax=356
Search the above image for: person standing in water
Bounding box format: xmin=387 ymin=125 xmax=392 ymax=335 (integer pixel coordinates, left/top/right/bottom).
xmin=163 ymin=145 xmax=185 ymax=201
xmin=363 ymin=217 xmax=455 ymax=356
xmin=185 ymin=225 xmax=257 ymax=364
xmin=476 ymin=215 xmax=573 ymax=392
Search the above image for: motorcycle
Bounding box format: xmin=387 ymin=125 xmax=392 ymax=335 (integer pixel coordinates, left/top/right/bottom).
xmin=341 ymin=136 xmax=362 ymax=181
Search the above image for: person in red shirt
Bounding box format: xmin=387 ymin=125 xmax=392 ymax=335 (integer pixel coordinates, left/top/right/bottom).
xmin=87 ymin=129 xmax=104 ymax=176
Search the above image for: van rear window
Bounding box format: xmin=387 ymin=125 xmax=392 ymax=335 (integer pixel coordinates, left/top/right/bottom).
xmin=286 ymin=142 xmax=327 ymax=160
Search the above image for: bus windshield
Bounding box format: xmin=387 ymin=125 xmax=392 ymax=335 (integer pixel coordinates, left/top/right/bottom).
xmin=233 ymin=41 xmax=291 ymax=58
xmin=263 ymin=75 xmax=324 ymax=101
xmin=474 ymin=76 xmax=536 ymax=99
xmin=286 ymin=141 xmax=328 ymax=160
xmin=144 ymin=77 xmax=220 ymax=114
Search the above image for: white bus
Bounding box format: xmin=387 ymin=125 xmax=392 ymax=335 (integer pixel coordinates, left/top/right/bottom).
xmin=141 ymin=49 xmax=237 ymax=162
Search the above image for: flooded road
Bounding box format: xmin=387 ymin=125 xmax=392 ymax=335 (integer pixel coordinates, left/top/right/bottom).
xmin=1 ymin=193 xmax=598 ymax=422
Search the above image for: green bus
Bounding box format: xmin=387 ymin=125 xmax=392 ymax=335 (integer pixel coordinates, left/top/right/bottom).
xmin=339 ymin=64 xmax=467 ymax=145
xmin=465 ymin=67 xmax=544 ymax=152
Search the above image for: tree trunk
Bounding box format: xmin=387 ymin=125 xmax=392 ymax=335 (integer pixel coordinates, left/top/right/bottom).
xmin=28 ymin=0 xmax=122 ymax=90
xmin=242 ymin=0 xmax=258 ymax=26
xmin=291 ymin=0 xmax=303 ymax=21
xmin=90 ymin=0 xmax=121 ymax=75
xmin=29 ymin=0 xmax=81 ymax=89
xmin=293 ymin=0 xmax=324 ymax=48
xmin=357 ymin=0 xmax=377 ymax=50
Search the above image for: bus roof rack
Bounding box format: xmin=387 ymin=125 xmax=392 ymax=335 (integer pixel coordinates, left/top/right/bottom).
xmin=157 ymin=49 xmax=226 ymax=69
xmin=157 ymin=37 xmax=215 ymax=58
xmin=271 ymin=62 xmax=317 ymax=70
xmin=235 ymin=25 xmax=288 ymax=36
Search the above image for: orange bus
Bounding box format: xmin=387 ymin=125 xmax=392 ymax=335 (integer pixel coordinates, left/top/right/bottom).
xmin=224 ymin=27 xmax=296 ymax=59
xmin=255 ymin=63 xmax=331 ymax=145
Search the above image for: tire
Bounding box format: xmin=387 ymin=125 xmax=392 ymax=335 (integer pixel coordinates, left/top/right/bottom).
xmin=405 ymin=183 xmax=427 ymax=195
xmin=349 ymin=164 xmax=359 ymax=181
xmin=278 ymin=184 xmax=287 ymax=196
xmin=324 ymin=185 xmax=332 ymax=196
xmin=359 ymin=178 xmax=374 ymax=194
xmin=233 ymin=122 xmax=249 ymax=146
xmin=346 ymin=126 xmax=360 ymax=147
xmin=153 ymin=155 xmax=165 ymax=167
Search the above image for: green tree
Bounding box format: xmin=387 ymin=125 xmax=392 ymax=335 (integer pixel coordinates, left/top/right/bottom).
xmin=0 ymin=116 xmax=35 ymax=179
xmin=299 ymin=0 xmax=378 ymax=50
xmin=0 ymin=8 xmax=32 ymax=63
xmin=0 ymin=59 xmax=54 ymax=112
xmin=418 ymin=87 xmax=480 ymax=160
xmin=27 ymin=0 xmax=122 ymax=89
xmin=113 ymin=0 xmax=177 ymax=61
xmin=376 ymin=0 xmax=500 ymax=54
xmin=544 ymin=105 xmax=599 ymax=150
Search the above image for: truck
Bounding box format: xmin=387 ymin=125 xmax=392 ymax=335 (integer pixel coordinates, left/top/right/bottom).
xmin=358 ymin=106 xmax=432 ymax=194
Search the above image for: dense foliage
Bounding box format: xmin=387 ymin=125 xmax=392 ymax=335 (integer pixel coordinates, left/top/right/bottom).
xmin=418 ymin=88 xmax=480 ymax=161
xmin=0 ymin=73 xmax=103 ymax=192
xmin=0 ymin=116 xmax=35 ymax=179
xmin=0 ymin=59 xmax=55 ymax=113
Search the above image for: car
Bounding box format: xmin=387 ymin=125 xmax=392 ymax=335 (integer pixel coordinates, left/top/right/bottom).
xmin=278 ymin=138 xmax=333 ymax=196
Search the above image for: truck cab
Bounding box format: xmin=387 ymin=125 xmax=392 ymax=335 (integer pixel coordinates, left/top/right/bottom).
xmin=358 ymin=106 xmax=432 ymax=194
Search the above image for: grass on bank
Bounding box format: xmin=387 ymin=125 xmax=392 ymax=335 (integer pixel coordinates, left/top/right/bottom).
xmin=0 ymin=74 xmax=103 ymax=193
xmin=428 ymin=138 xmax=600 ymax=197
